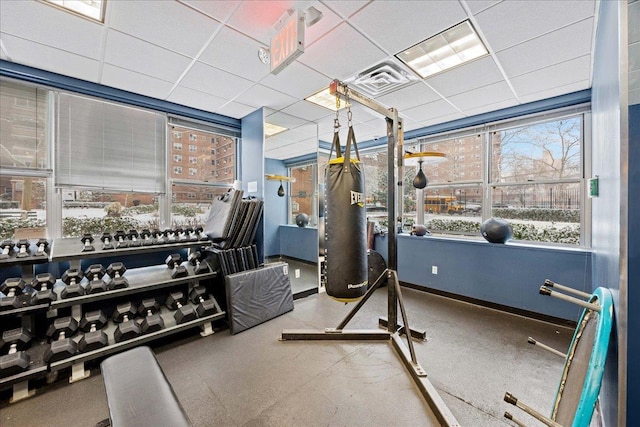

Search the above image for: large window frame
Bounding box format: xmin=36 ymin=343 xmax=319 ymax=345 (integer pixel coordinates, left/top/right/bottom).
xmin=287 ymin=162 xmax=318 ymax=227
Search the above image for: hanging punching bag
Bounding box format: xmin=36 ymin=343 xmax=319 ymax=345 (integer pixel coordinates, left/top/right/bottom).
xmin=325 ymin=126 xmax=368 ymax=302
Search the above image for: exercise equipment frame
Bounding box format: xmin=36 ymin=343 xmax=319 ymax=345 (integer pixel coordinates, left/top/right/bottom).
xmin=281 ymin=80 xmax=459 ymax=427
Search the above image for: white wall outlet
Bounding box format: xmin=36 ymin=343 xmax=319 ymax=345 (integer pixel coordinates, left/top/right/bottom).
xmin=295 ymin=269 xmax=300 ymax=278
xmin=432 ymin=266 xmax=438 ymax=275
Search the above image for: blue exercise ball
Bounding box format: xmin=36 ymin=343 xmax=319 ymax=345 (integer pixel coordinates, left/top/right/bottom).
xmin=295 ymin=213 xmax=309 ymax=228
xmin=480 ymin=218 xmax=513 ymax=243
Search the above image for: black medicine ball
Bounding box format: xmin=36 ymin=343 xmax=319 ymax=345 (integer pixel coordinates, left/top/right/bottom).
xmin=295 ymin=213 xmax=309 ymax=228
xmin=480 ymin=218 xmax=513 ymax=243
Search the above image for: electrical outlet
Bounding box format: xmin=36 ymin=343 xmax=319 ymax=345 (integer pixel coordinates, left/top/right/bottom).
xmin=432 ymin=266 xmax=438 ymax=275
xmin=295 ymin=269 xmax=300 ymax=278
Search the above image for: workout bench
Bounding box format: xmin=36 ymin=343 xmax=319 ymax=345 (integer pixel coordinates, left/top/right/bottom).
xmin=100 ymin=346 xmax=192 ymax=427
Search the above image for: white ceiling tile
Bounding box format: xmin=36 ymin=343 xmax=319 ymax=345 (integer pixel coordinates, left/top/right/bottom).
xmin=167 ymin=85 xmax=228 ymax=112
xmin=510 ymin=55 xmax=591 ymax=97
xmin=180 ymin=61 xmax=254 ymax=100
xmin=0 ymin=0 xmax=103 ymax=59
xmin=462 ymin=99 xmax=519 ymax=118
xmin=349 ymin=1 xmax=467 ymax=54
xmin=629 ymin=41 xmax=640 ymax=73
xmin=630 ymin=1 xmax=640 ymax=44
xmin=626 ymin=69 xmax=640 ymax=99
xmin=425 ymin=56 xmax=504 ymax=97
xmin=518 ymin=80 xmax=590 ymax=104
xmin=414 ymin=112 xmax=466 ymax=129
xmin=402 ymin=100 xmax=460 ymax=123
xmin=103 ymin=30 xmax=192 ymax=82
xmin=265 ymin=110 xmax=314 ymax=129
xmin=199 ymin=27 xmax=271 ymax=82
xmin=298 ymin=23 xmax=387 ymax=80
xmin=227 ymin=1 xmax=309 ymax=44
xmin=234 ymin=84 xmax=298 ymax=110
xmin=282 ymin=100 xmax=333 ymax=122
xmin=476 ymin=0 xmax=596 ymax=52
xmin=108 ymin=0 xmax=220 ymax=57
xmin=0 ymin=34 xmax=99 ymax=81
xmin=101 ymin=64 xmax=174 ymax=99
xmin=496 ymin=18 xmax=594 ymax=78
xmin=630 ymin=89 xmax=640 ymax=106
xmin=447 ymin=81 xmax=515 ymax=110
xmin=217 ymin=101 xmax=258 ymax=119
xmin=376 ymin=82 xmax=441 ymax=110
xmin=465 ymin=0 xmax=502 ymax=15
xmin=179 ymin=0 xmax=241 ymax=23
xmin=262 ymin=61 xmax=331 ymax=100
xmin=323 ymin=1 xmax=370 ymax=19
xmin=303 ymin=3 xmax=343 ymax=47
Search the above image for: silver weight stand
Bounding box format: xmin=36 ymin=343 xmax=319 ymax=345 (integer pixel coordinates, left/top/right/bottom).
xmin=281 ymin=80 xmax=459 ymax=427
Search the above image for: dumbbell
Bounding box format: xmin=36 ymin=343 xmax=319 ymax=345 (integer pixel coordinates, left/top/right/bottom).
xmin=188 ymin=251 xmax=210 ymax=275
xmin=139 ymin=229 xmax=154 ymax=246
xmin=183 ymin=227 xmax=198 ymax=242
xmin=34 ymin=238 xmax=49 ymax=257
xmin=174 ymin=228 xmax=188 ymax=242
xmin=151 ymin=229 xmax=164 ymax=244
xmin=138 ymin=298 xmax=165 ymax=334
xmin=44 ymin=317 xmax=78 ymax=363
xmin=106 ymin=262 xmax=128 ymax=290
xmin=101 ymin=232 xmax=115 ymax=250
xmin=60 ymin=268 xmax=85 ymax=299
xmin=166 ymin=253 xmax=188 ymax=279
xmin=84 ymin=264 xmax=107 ymax=294
xmin=0 ymin=278 xmax=30 ymax=311
xmin=80 ymin=233 xmax=95 ymax=252
xmin=127 ymin=229 xmax=141 ymax=247
xmin=0 ymin=327 xmax=32 ymax=377
xmin=30 ymin=273 xmax=57 ymax=304
xmin=113 ymin=302 xmax=141 ymax=343
xmin=15 ymin=239 xmax=30 ymax=258
xmin=189 ymin=286 xmax=217 ymax=317
xmin=164 ymin=229 xmax=177 ymax=242
xmin=166 ymin=291 xmax=197 ymax=324
xmin=194 ymin=226 xmax=208 ymax=241
xmin=78 ymin=310 xmax=109 ymax=352
xmin=0 ymin=240 xmax=15 ymax=260
xmin=114 ymin=230 xmax=129 ymax=249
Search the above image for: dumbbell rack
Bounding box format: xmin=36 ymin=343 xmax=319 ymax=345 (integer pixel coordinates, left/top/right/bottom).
xmin=0 ymin=236 xmax=225 ymax=403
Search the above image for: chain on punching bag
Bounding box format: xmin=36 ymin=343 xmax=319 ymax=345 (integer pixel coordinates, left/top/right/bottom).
xmin=325 ymin=123 xmax=368 ymax=302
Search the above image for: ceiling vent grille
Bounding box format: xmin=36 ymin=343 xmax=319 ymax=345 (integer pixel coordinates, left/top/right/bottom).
xmin=345 ymin=61 xmax=418 ymax=97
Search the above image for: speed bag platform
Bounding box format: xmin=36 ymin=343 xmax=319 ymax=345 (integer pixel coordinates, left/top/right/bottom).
xmin=324 ymin=126 xmax=368 ymax=302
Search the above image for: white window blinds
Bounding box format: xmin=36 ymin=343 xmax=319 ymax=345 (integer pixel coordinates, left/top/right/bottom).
xmin=56 ymin=93 xmax=166 ymax=193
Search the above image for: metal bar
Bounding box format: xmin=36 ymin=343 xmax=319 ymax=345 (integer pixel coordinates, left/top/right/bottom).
xmin=378 ymin=317 xmax=427 ymax=341
xmin=504 ymin=392 xmax=562 ymax=427
xmin=391 ymin=270 xmax=418 ymax=364
xmin=281 ymin=329 xmax=391 ymax=341
xmin=336 ymin=268 xmax=388 ymax=330
xmin=527 ymin=337 xmax=566 ymax=358
xmin=391 ymin=334 xmax=460 ymax=427
xmin=504 ymin=411 xmax=529 ymax=427
xmin=329 ymin=80 xmax=393 ymax=119
xmin=387 ymin=118 xmax=398 ymax=332
xmin=539 ymin=286 xmax=601 ymax=312
xmin=543 ymin=279 xmax=591 ymax=299
xmin=69 ymin=361 xmax=90 ymax=383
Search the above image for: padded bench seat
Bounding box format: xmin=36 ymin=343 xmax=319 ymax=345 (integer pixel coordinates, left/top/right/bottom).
xmin=100 ymin=346 xmax=192 ymax=427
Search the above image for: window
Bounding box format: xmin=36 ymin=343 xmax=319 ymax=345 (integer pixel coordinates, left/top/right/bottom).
xmin=189 ymin=145 xmax=197 ymax=152
xmin=288 ymin=164 xmax=317 ymax=226
xmin=189 ymin=168 xmax=197 ymax=176
xmin=44 ymin=0 xmax=105 ymax=22
xmin=173 ymin=154 xmax=182 ymax=162
xmin=173 ymin=131 xmax=182 ymax=139
xmin=174 ymin=166 xmax=182 ymax=175
xmin=189 ymin=156 xmax=197 ymax=164
xmin=0 ymin=176 xmax=47 ymax=239
xmin=174 ymin=143 xmax=182 ymax=150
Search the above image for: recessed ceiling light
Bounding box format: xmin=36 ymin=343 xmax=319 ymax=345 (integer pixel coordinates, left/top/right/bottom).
xmin=396 ymin=20 xmax=488 ymax=79
xmin=44 ymin=0 xmax=105 ymax=22
xmin=264 ymin=122 xmax=288 ymax=137
xmin=304 ymin=87 xmax=350 ymax=111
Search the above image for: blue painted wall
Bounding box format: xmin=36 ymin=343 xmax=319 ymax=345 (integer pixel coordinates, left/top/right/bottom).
xmin=264 ymin=158 xmax=287 ymax=257
xmin=279 ymin=225 xmax=318 ymax=263
xmin=397 ymin=235 xmax=590 ymax=321
xmin=590 ymin=0 xmax=625 ymax=424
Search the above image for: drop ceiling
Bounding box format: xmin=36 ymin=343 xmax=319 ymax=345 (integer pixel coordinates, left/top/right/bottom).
xmin=0 ymin=0 xmax=599 ymax=159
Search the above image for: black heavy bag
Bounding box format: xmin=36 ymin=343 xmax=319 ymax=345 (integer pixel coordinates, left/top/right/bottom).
xmin=325 ymin=126 xmax=368 ymax=302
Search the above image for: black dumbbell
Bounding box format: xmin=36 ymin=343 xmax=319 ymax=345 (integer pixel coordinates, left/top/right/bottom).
xmin=184 ymin=227 xmax=199 ymax=242
xmin=113 ymin=302 xmax=141 ymax=343
xmin=151 ymin=229 xmax=164 ymax=244
xmin=0 ymin=240 xmax=15 ymax=260
xmin=15 ymin=239 xmax=30 ymax=258
xmin=114 ymin=230 xmax=129 ymax=249
xmin=166 ymin=291 xmax=197 ymax=324
xmin=138 ymin=298 xmax=165 ymax=334
xmin=127 ymin=229 xmax=141 ymax=247
xmin=0 ymin=278 xmax=30 ymax=311
xmin=163 ymin=229 xmax=176 ymax=243
xmin=101 ymin=232 xmax=114 ymax=250
xmin=0 ymin=327 xmax=32 ymax=377
xmin=166 ymin=253 xmax=188 ymax=279
xmin=30 ymin=273 xmax=57 ymax=304
xmin=34 ymin=238 xmax=49 ymax=257
xmin=139 ymin=229 xmax=154 ymax=246
xmin=189 ymin=286 xmax=217 ymax=317
xmin=174 ymin=228 xmax=188 ymax=242
xmin=188 ymin=251 xmax=210 ymax=275
xmin=44 ymin=317 xmax=78 ymax=363
xmin=194 ymin=226 xmax=208 ymax=241
xmin=78 ymin=310 xmax=109 ymax=352
xmin=106 ymin=262 xmax=128 ymax=290
xmin=84 ymin=264 xmax=107 ymax=294
xmin=80 ymin=233 xmax=95 ymax=252
xmin=60 ymin=268 xmax=85 ymax=299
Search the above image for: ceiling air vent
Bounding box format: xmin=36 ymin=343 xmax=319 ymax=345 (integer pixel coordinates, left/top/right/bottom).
xmin=344 ymin=61 xmax=418 ymax=97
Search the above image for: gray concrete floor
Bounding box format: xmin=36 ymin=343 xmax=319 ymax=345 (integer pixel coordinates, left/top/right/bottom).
xmin=0 ymin=286 xmax=573 ymax=427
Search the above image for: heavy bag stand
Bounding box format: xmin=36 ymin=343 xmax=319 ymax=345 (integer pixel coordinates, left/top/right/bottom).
xmin=281 ymin=80 xmax=459 ymax=427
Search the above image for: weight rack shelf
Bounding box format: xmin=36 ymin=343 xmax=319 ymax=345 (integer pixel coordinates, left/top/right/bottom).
xmin=0 ymin=302 xmax=50 ymax=318
xmin=49 ymin=263 xmax=217 ymax=309
xmin=0 ymin=240 xmax=51 ymax=267
xmin=50 ymin=237 xmax=209 ymax=262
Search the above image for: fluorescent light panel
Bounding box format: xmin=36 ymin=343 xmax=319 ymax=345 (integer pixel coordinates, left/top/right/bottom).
xmin=396 ymin=20 xmax=488 ymax=79
xmin=304 ymin=87 xmax=350 ymax=111
xmin=264 ymin=122 xmax=288 ymax=137
xmin=44 ymin=0 xmax=104 ymax=21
